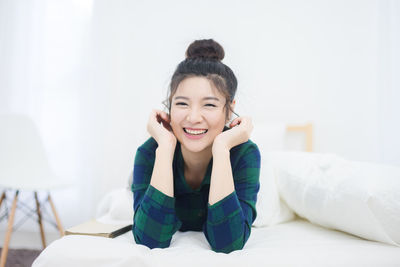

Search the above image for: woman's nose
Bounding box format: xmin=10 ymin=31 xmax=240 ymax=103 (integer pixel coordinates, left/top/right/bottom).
xmin=186 ymin=108 xmax=203 ymax=123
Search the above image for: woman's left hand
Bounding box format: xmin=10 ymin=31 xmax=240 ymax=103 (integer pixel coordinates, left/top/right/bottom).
xmin=212 ymin=116 xmax=253 ymax=153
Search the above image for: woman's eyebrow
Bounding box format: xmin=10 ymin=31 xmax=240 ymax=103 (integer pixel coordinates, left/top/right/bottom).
xmin=173 ymin=96 xmax=189 ymax=100
xmin=203 ymin=97 xmax=220 ymax=101
xmin=174 ymin=96 xmax=220 ymax=101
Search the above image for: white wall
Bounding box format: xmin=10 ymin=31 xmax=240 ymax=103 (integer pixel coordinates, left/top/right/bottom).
xmin=0 ymin=0 xmax=94 ymax=231
xmin=0 ymin=0 xmax=399 ymax=232
xmin=377 ymin=0 xmax=400 ymax=167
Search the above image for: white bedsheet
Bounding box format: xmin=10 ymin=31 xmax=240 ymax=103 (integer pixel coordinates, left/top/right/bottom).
xmin=33 ymin=218 xmax=400 ymax=267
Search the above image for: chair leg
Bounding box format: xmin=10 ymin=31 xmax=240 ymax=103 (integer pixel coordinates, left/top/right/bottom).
xmin=34 ymin=191 xmax=46 ymax=249
xmin=0 ymin=190 xmax=19 ymax=267
xmin=0 ymin=192 xmax=9 ymax=223
xmin=0 ymin=192 xmax=6 ymax=222
xmin=47 ymin=193 xmax=65 ymax=237
xmin=0 ymin=191 xmax=5 ymax=209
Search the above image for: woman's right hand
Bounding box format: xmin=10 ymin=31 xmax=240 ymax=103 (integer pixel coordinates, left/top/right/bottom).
xmin=147 ymin=109 xmax=177 ymax=149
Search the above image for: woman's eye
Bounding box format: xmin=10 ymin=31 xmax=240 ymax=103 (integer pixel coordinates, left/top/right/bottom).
xmin=176 ymin=102 xmax=187 ymax=106
xmin=205 ymin=104 xmax=216 ymax=107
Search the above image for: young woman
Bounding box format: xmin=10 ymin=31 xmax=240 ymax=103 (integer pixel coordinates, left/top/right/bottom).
xmin=131 ymin=39 xmax=261 ymax=253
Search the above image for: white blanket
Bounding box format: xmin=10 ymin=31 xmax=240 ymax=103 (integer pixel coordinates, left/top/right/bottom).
xmin=33 ymin=150 xmax=400 ymax=267
xmin=33 ymin=218 xmax=400 ymax=267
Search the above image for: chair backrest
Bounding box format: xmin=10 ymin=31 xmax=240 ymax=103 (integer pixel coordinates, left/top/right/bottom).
xmin=0 ymin=113 xmax=55 ymax=188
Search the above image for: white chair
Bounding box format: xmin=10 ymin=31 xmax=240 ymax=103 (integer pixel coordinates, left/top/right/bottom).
xmin=0 ymin=113 xmax=67 ymax=267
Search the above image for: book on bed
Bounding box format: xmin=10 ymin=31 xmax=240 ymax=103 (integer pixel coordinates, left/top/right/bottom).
xmin=65 ymin=220 xmax=132 ymax=238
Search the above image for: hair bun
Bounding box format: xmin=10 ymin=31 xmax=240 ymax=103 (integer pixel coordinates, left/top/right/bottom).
xmin=185 ymin=39 xmax=225 ymax=61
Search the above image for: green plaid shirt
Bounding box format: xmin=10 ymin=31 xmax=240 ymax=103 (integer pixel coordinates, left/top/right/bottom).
xmin=131 ymin=129 xmax=261 ymax=253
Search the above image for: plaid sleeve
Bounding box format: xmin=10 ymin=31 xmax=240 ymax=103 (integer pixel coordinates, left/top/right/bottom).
xmin=203 ymin=142 xmax=260 ymax=253
xmin=131 ymin=143 xmax=182 ymax=249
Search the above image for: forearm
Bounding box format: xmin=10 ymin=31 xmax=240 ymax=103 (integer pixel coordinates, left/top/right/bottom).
xmin=133 ymin=144 xmax=181 ymax=248
xmin=149 ymin=145 xmax=175 ymax=197
xmin=208 ymin=147 xmax=235 ymax=205
xmin=204 ymin=139 xmax=260 ymax=253
xmin=205 ymin=146 xmax=253 ymax=253
xmin=203 ymin=193 xmax=249 ymax=253
xmin=133 ymin=185 xmax=182 ymax=248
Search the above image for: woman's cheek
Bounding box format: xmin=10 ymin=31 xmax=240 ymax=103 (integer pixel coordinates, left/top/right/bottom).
xmin=169 ymin=116 xmax=183 ymax=135
xmin=170 ymin=121 xmax=179 ymax=134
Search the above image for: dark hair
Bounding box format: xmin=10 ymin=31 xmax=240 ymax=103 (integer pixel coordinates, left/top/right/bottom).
xmin=163 ymin=39 xmax=239 ymax=122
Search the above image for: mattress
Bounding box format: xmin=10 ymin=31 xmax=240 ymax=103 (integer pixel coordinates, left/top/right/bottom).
xmin=32 ymin=217 xmax=400 ymax=267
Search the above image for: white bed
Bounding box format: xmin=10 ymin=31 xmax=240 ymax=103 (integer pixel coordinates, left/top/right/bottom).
xmin=32 ymin=217 xmax=400 ymax=267
xmin=32 ymin=123 xmax=400 ymax=267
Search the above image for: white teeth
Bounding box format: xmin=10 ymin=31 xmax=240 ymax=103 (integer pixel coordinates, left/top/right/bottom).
xmin=184 ymin=128 xmax=207 ymax=135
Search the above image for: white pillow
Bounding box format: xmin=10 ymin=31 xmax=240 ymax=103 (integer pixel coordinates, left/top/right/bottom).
xmin=274 ymin=151 xmax=400 ymax=246
xmin=250 ymin=122 xmax=296 ymax=227
xmin=96 ymin=187 xmax=133 ymax=222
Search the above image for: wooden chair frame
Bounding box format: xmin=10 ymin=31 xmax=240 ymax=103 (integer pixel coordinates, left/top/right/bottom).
xmin=0 ymin=190 xmax=64 ymax=267
xmin=286 ymin=122 xmax=313 ymax=152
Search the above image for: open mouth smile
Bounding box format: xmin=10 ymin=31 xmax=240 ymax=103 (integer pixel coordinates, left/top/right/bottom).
xmin=183 ymin=128 xmax=208 ymax=135
xmin=183 ymin=128 xmax=208 ymax=139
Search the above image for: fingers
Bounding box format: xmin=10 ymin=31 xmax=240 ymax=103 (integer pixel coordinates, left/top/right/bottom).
xmin=229 ymin=116 xmax=248 ymax=128
xmin=147 ymin=109 xmax=177 ymax=148
xmin=154 ymin=110 xmax=170 ymax=122
xmin=229 ymin=118 xmax=239 ymax=128
xmin=229 ymin=116 xmax=253 ymax=135
xmin=159 ymin=111 xmax=170 ymax=122
xmin=152 ymin=109 xmax=170 ymax=124
xmin=151 ymin=109 xmax=173 ymax=133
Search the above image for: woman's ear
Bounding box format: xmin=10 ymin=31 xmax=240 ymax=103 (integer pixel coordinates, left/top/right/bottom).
xmin=230 ymin=99 xmax=236 ymax=111
xmin=226 ymin=99 xmax=236 ymax=124
xmin=229 ymin=100 xmax=236 ymax=119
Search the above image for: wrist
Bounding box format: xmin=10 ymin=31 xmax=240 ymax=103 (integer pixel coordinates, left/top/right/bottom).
xmin=156 ymin=144 xmax=176 ymax=159
xmin=212 ymin=140 xmax=230 ymax=155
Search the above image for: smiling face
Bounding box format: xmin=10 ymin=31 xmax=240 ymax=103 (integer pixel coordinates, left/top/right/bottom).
xmin=170 ymin=76 xmax=233 ymax=153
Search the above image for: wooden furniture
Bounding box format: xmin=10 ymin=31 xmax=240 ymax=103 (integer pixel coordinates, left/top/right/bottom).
xmin=286 ymin=123 xmax=313 ymax=152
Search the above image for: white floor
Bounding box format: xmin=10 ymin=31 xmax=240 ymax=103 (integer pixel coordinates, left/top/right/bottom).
xmin=0 ymin=230 xmax=61 ymax=250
